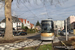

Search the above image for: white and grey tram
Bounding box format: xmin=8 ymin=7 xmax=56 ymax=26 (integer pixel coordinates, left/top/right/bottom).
xmin=41 ymin=19 xmax=55 ymax=40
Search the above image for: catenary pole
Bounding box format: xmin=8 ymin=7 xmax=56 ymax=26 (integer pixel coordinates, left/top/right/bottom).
xmin=66 ymin=19 xmax=68 ymax=41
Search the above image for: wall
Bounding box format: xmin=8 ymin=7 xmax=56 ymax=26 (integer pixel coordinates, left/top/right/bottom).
xmin=13 ymin=22 xmax=22 ymax=30
xmin=0 ymin=22 xmax=5 ymax=28
xmin=0 ymin=22 xmax=22 ymax=30
xmin=54 ymin=20 xmax=64 ymax=30
xmin=66 ymin=15 xmax=75 ymax=30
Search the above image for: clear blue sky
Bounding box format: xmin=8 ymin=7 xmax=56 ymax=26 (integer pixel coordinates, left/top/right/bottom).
xmin=0 ymin=0 xmax=75 ymax=24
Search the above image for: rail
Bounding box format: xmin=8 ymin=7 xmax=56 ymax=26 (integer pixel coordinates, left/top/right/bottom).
xmin=54 ymin=41 xmax=74 ymax=50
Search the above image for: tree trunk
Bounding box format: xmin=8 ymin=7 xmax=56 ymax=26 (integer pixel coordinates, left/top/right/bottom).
xmin=4 ymin=0 xmax=14 ymax=40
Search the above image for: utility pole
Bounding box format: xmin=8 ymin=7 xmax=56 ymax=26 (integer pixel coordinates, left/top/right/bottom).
xmin=56 ymin=25 xmax=58 ymax=36
xmin=66 ymin=19 xmax=68 ymax=41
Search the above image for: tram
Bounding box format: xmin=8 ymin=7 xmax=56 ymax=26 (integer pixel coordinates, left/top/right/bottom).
xmin=41 ymin=19 xmax=55 ymax=40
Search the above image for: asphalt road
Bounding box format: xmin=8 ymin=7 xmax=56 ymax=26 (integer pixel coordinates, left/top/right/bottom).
xmin=0 ymin=32 xmax=75 ymax=42
xmin=58 ymin=33 xmax=75 ymax=41
xmin=14 ymin=33 xmax=40 ymax=40
xmin=14 ymin=33 xmax=75 ymax=43
xmin=0 ymin=33 xmax=40 ymax=40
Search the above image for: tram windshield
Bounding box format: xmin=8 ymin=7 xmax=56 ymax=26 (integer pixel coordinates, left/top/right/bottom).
xmin=41 ymin=23 xmax=54 ymax=33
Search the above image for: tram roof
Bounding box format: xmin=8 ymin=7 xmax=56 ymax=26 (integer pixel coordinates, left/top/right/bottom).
xmin=42 ymin=19 xmax=52 ymax=21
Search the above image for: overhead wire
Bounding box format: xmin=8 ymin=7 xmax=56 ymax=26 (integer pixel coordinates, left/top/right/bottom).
xmin=15 ymin=0 xmax=51 ymax=18
xmin=18 ymin=0 xmax=39 ymax=19
xmin=23 ymin=0 xmax=37 ymax=17
xmin=14 ymin=6 xmax=45 ymax=17
xmin=14 ymin=0 xmax=70 ymax=19
xmin=15 ymin=0 xmax=68 ymax=17
xmin=41 ymin=0 xmax=50 ymax=18
xmin=15 ymin=0 xmax=48 ymax=18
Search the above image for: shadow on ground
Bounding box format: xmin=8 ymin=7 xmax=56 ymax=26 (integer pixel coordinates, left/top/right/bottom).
xmin=27 ymin=34 xmax=40 ymax=40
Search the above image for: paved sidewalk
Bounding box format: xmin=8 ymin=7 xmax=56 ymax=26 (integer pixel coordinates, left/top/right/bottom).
xmin=0 ymin=37 xmax=59 ymax=50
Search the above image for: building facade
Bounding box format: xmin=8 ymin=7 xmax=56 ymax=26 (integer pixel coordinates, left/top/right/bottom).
xmin=65 ymin=15 xmax=75 ymax=30
xmin=0 ymin=17 xmax=35 ymax=30
xmin=30 ymin=23 xmax=35 ymax=29
xmin=18 ymin=18 xmax=35 ymax=29
xmin=54 ymin=20 xmax=64 ymax=30
xmin=0 ymin=16 xmax=22 ymax=30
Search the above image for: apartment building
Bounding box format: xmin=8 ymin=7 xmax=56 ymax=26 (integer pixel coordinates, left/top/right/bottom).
xmin=65 ymin=15 xmax=75 ymax=30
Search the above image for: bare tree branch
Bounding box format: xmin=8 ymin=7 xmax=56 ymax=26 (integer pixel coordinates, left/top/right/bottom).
xmin=16 ymin=0 xmax=68 ymax=8
xmin=0 ymin=0 xmax=4 ymax=2
xmin=0 ymin=1 xmax=4 ymax=9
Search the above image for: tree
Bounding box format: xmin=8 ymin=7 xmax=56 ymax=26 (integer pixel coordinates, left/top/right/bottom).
xmin=36 ymin=21 xmax=40 ymax=26
xmin=4 ymin=0 xmax=13 ymax=40
xmin=24 ymin=26 xmax=28 ymax=30
xmin=21 ymin=23 xmax=24 ymax=29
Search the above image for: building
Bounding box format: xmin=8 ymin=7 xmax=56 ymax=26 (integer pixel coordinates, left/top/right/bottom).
xmin=65 ymin=15 xmax=75 ymax=30
xmin=18 ymin=18 xmax=35 ymax=29
xmin=71 ymin=22 xmax=75 ymax=29
xmin=0 ymin=16 xmax=22 ymax=30
xmin=54 ymin=20 xmax=64 ymax=30
xmin=30 ymin=23 xmax=35 ymax=29
xmin=35 ymin=26 xmax=41 ymax=31
xmin=0 ymin=17 xmax=35 ymax=30
xmin=19 ymin=18 xmax=31 ymax=29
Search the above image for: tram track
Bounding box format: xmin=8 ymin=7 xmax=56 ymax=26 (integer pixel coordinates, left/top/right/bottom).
xmin=20 ymin=37 xmax=53 ymax=50
xmin=16 ymin=34 xmax=75 ymax=50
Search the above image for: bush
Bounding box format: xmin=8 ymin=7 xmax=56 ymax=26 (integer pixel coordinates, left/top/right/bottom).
xmin=27 ymin=29 xmax=36 ymax=33
xmin=69 ymin=37 xmax=75 ymax=41
xmin=22 ymin=26 xmax=29 ymax=31
xmin=24 ymin=26 xmax=28 ymax=30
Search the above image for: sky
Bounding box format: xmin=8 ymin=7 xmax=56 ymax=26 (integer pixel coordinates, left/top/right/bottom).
xmin=0 ymin=0 xmax=75 ymax=24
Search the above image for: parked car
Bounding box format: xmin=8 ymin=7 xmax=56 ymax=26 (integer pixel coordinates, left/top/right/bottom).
xmin=0 ymin=31 xmax=5 ymax=37
xmin=1 ymin=32 xmax=18 ymax=37
xmin=0 ymin=32 xmax=3 ymax=36
xmin=13 ymin=32 xmax=17 ymax=36
xmin=16 ymin=32 xmax=27 ymax=36
xmin=60 ymin=30 xmax=69 ymax=36
xmin=58 ymin=30 xmax=61 ymax=34
xmin=1 ymin=33 xmax=4 ymax=37
xmin=68 ymin=30 xmax=73 ymax=34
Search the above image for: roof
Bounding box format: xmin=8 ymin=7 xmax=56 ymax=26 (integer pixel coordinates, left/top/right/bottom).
xmin=42 ymin=19 xmax=52 ymax=21
xmin=27 ymin=21 xmax=29 ymax=23
xmin=18 ymin=18 xmax=23 ymax=23
xmin=1 ymin=16 xmax=21 ymax=23
xmin=24 ymin=19 xmax=26 ymax=24
xmin=30 ymin=23 xmax=34 ymax=27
